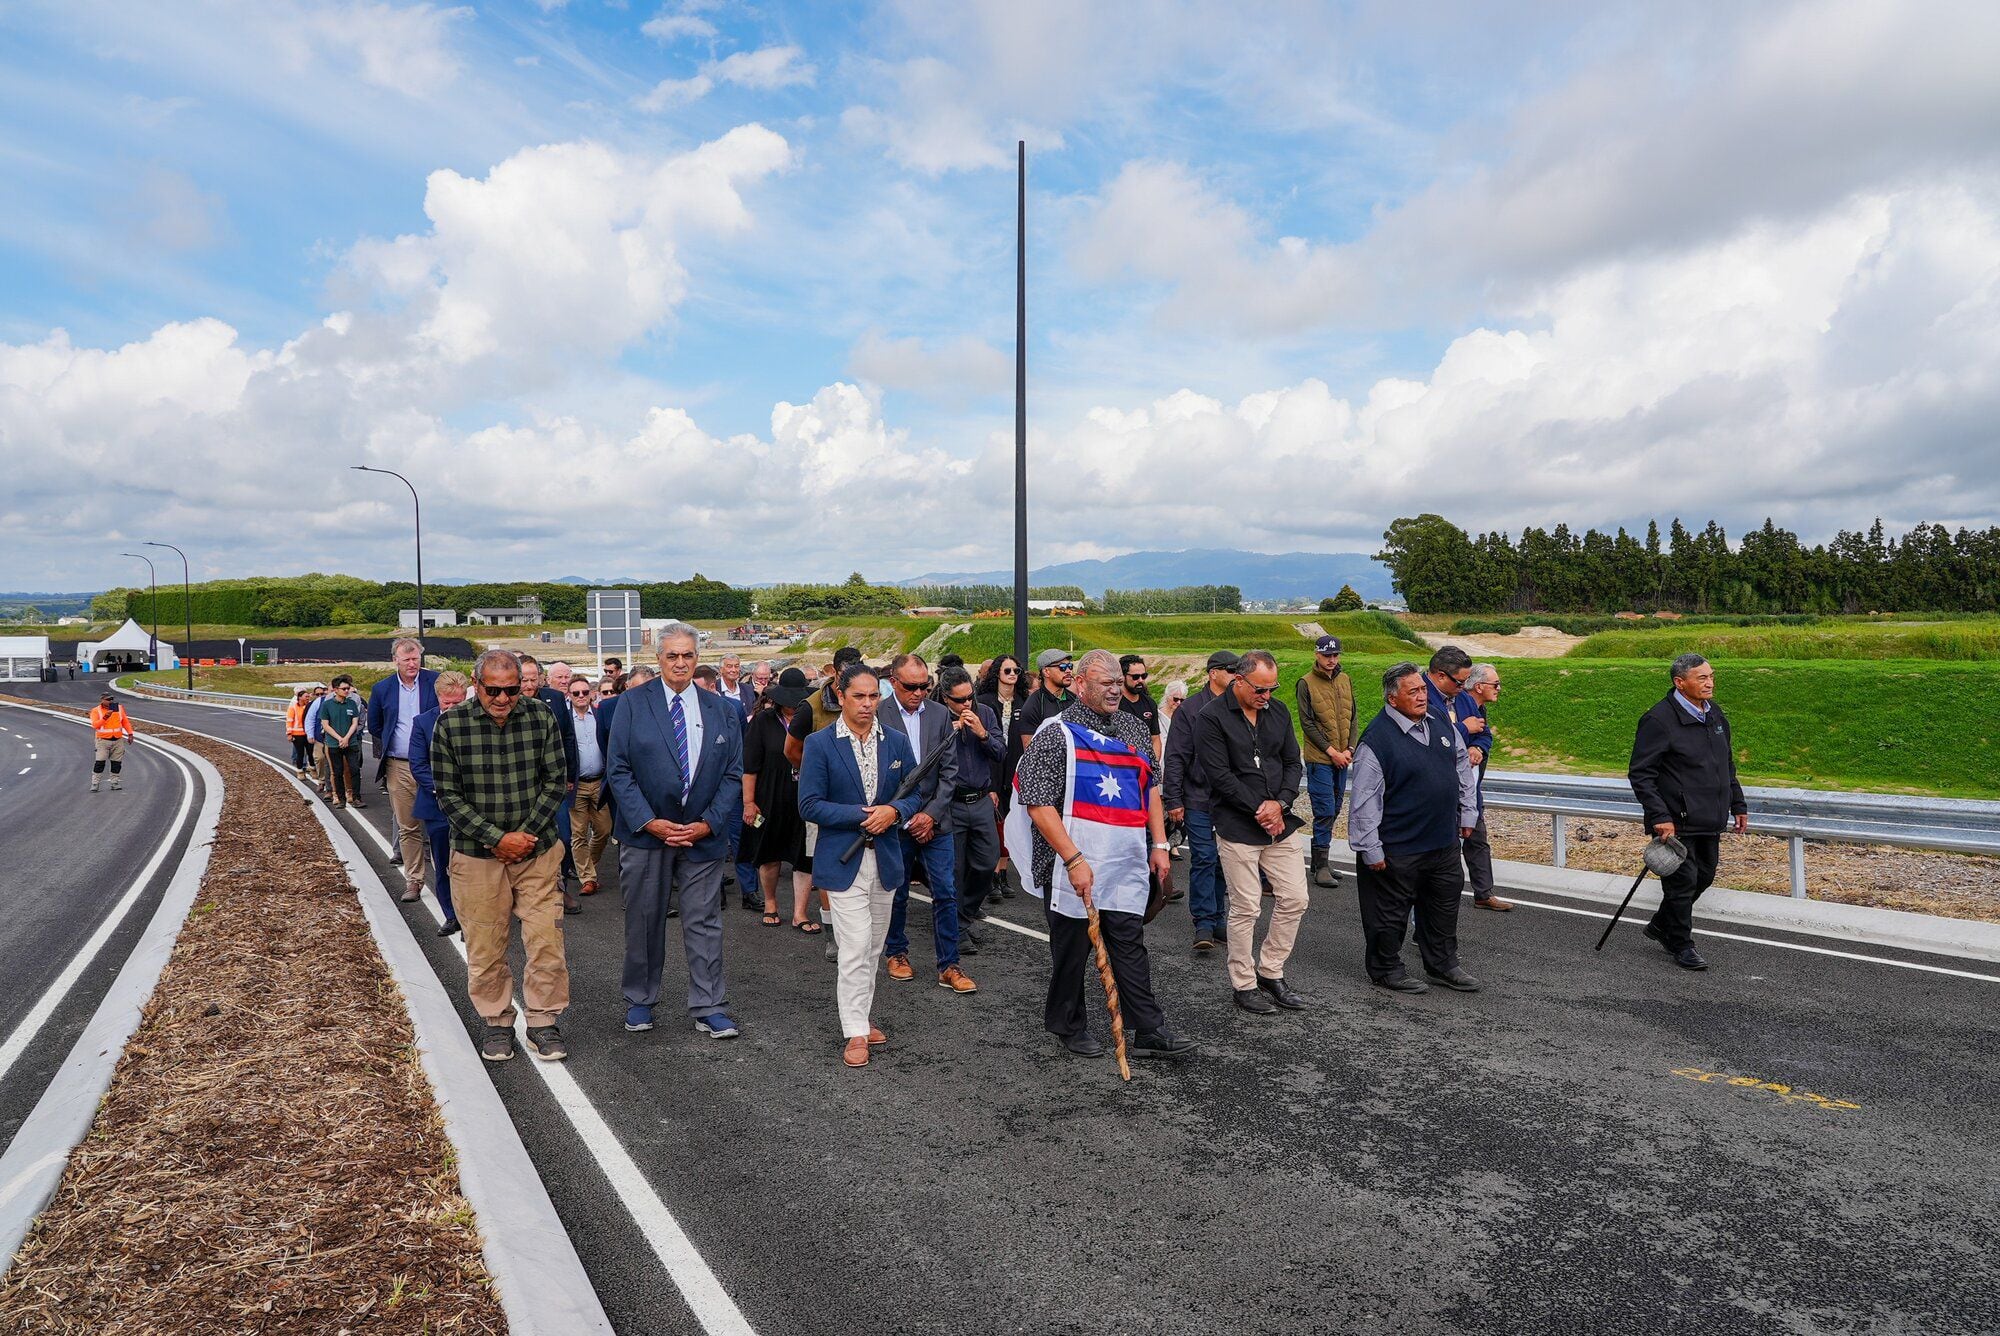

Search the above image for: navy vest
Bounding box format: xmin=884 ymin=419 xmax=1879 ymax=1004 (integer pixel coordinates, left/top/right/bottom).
xmin=1358 ymin=708 xmax=1460 ymax=857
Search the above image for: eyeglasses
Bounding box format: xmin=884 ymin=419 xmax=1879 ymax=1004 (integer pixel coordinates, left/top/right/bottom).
xmin=896 ymin=680 xmax=932 ymax=693
xmin=1241 ymin=682 xmax=1277 ymax=696
xmin=482 ymin=683 xmax=523 ymax=697
xmin=946 ymin=692 xmax=974 ymax=705
xmin=1126 ymin=673 xmax=1148 ymax=682
xmin=1051 ymin=662 xmax=1074 ymax=673
xmin=568 ymin=688 xmax=592 ymax=697
xmin=1000 ymin=667 xmax=1019 ymax=676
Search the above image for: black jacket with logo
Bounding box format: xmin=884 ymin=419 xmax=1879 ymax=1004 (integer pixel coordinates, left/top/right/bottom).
xmin=1627 ymin=693 xmax=1747 ymax=834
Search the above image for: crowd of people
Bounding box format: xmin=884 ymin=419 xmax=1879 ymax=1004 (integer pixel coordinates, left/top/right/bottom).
xmin=295 ymin=630 xmax=1745 ymax=1068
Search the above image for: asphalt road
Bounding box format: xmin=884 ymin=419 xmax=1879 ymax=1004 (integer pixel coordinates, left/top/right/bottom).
xmin=0 ymin=701 xmax=203 ymax=1158
xmin=26 ymin=678 xmax=1999 ymax=1336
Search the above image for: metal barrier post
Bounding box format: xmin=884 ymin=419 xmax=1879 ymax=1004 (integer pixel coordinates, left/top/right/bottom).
xmin=1552 ymin=813 xmax=1567 ymax=869
xmin=1789 ymin=836 xmax=1808 ymax=899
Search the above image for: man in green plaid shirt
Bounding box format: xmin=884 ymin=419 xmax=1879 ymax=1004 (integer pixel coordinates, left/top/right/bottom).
xmin=432 ymin=650 xmax=572 ymax=1064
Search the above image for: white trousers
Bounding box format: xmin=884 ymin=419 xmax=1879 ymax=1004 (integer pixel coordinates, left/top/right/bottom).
xmin=827 ymin=850 xmax=895 ymax=1039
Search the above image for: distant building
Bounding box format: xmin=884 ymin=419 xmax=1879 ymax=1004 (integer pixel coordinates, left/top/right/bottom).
xmin=56 ymin=615 xmax=90 ymax=626
xmin=1027 ymin=599 xmax=1084 ymax=612
xmin=466 ymin=599 xmax=542 ymax=626
xmin=399 ymin=608 xmax=460 ymax=629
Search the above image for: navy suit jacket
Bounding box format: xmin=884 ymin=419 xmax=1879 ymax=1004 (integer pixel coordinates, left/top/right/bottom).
xmin=366 ymin=668 xmax=439 ymax=779
xmin=606 ymin=679 xmax=742 ymax=860
xmin=798 ymin=724 xmax=924 ymax=891
xmin=407 ymin=706 xmax=446 ymax=825
xmin=875 ymin=697 xmax=959 ymax=824
xmin=731 ymin=680 xmax=756 ymax=720
xmin=536 ymin=686 xmax=580 ymax=782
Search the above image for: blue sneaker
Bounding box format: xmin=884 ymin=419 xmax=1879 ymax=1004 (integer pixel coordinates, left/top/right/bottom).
xmin=624 ymin=1004 xmax=655 ymax=1032
xmin=694 ymin=1011 xmax=740 ymax=1039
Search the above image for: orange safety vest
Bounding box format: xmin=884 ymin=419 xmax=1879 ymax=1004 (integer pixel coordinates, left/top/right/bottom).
xmin=90 ymin=705 xmax=132 ymax=739
xmin=285 ymin=700 xmax=309 ymax=736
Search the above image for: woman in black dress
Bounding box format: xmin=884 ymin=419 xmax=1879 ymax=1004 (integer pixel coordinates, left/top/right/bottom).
xmin=741 ymin=667 xmax=818 ymax=930
xmin=974 ymin=653 xmax=1023 ymax=898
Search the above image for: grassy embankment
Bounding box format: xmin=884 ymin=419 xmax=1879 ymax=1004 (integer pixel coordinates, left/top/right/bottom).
xmin=1568 ymin=619 xmax=2000 ymax=661
xmin=129 ymin=665 xmax=396 ymax=696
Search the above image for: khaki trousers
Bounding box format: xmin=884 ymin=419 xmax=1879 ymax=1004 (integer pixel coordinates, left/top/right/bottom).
xmin=1219 ymin=829 xmax=1311 ymax=990
xmin=93 ymin=737 xmax=128 ymax=763
xmin=450 ymin=841 xmax=569 ymax=1028
xmin=570 ymin=777 xmax=613 ymax=882
xmin=384 ymin=758 xmax=429 ymax=890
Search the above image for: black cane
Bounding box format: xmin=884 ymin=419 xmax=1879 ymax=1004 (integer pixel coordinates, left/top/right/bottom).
xmin=1594 ymin=828 xmax=1729 ymax=951
xmin=837 ymin=740 xmax=953 ymax=864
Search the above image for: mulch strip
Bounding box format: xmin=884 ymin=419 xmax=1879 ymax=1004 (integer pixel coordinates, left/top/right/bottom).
xmin=0 ymin=702 xmax=505 ymax=1333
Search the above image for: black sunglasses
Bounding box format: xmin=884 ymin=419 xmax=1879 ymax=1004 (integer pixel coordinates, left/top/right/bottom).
xmin=1126 ymin=672 xmax=1148 ymax=681
xmin=946 ymin=692 xmax=974 ymax=705
xmin=1240 ymin=681 xmax=1276 ymax=696
xmin=896 ymin=679 xmax=932 ymax=693
xmin=483 ymin=683 xmax=523 ymax=697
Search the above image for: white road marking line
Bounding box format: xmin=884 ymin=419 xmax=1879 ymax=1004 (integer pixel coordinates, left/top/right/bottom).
xmin=16 ymin=768 xmax=27 ymax=776
xmin=0 ymin=714 xmax=198 ymax=1087
xmin=199 ymin=730 xmax=757 ymax=1336
xmin=910 ymin=890 xmax=1049 ymax=942
xmin=1490 ymin=894 xmax=2000 ymax=985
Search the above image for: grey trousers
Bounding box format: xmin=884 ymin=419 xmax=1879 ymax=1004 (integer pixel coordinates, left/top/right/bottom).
xmin=1462 ymin=815 xmax=1495 ymax=900
xmin=620 ymin=842 xmax=728 ymax=1016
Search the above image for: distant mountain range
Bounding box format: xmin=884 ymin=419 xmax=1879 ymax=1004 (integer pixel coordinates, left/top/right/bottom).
xmin=896 ymin=548 xmax=1392 ymax=601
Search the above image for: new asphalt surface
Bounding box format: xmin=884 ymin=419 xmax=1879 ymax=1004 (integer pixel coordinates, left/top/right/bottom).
xmin=20 ymin=678 xmax=1998 ymax=1336
xmin=0 ymin=700 xmax=203 ymax=1159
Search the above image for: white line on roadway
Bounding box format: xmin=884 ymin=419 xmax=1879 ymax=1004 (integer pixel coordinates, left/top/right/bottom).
xmin=202 ymin=730 xmax=757 ymax=1336
xmin=0 ymin=713 xmax=198 ymax=1089
xmin=15 ymin=768 xmax=27 ymax=776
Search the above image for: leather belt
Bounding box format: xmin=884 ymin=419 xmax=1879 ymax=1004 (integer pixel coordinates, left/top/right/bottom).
xmin=953 ymin=787 xmax=989 ymax=802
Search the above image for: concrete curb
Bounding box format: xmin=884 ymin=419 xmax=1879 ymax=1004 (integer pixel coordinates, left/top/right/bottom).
xmin=0 ymin=717 xmax=223 ymax=1273
xmin=1327 ymin=837 xmax=2000 ymax=965
xmin=208 ymin=734 xmax=614 ymax=1334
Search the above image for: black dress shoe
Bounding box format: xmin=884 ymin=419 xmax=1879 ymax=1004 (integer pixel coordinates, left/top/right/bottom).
xmin=962 ymin=921 xmax=985 ymax=945
xmin=438 ymin=917 xmax=461 ymax=937
xmin=1061 ymin=1031 xmax=1104 ymax=1057
xmin=1643 ymin=922 xmax=1676 ymax=953
xmin=1234 ymin=988 xmax=1278 ymax=1015
xmin=1373 ymin=974 xmax=1430 ymax=994
xmin=958 ymin=936 xmax=980 ymax=956
xmin=388 ymin=849 xmax=403 ymax=866
xmin=1425 ymin=967 xmax=1482 ymax=992
xmin=1132 ymin=1027 xmax=1194 ymax=1059
xmin=1674 ymin=946 xmax=1709 ymax=971
xmin=1256 ymin=975 xmax=1309 ymax=1010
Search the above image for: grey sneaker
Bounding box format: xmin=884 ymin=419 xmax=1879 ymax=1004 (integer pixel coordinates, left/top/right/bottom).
xmin=479 ymin=1027 xmax=515 ymax=1063
xmin=526 ymin=1025 xmax=568 ymax=1061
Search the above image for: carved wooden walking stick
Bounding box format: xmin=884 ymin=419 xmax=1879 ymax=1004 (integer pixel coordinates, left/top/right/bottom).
xmin=1079 ymin=882 xmax=1130 ymax=1081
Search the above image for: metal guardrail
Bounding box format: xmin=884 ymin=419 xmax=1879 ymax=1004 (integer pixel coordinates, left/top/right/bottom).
xmin=121 ymin=680 xmax=289 ymax=714
xmin=1481 ymin=770 xmax=2000 ymax=898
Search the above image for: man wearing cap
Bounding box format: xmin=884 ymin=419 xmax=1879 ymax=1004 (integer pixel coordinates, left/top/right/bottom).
xmin=1163 ymin=650 xmax=1239 ymax=951
xmin=1294 ymin=635 xmax=1357 ymax=890
xmin=1348 ymin=662 xmax=1483 ymax=995
xmin=1425 ymin=645 xmax=1513 ymax=912
xmin=88 ymin=692 xmax=134 ymax=792
xmin=1012 ymin=649 xmax=1076 ymax=763
xmin=1627 ymin=653 xmax=1749 ymax=972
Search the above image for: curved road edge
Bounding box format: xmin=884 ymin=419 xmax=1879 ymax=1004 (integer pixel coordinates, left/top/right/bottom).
xmin=0 ymin=712 xmax=222 ymax=1273
xmin=182 ymin=725 xmax=616 ymax=1334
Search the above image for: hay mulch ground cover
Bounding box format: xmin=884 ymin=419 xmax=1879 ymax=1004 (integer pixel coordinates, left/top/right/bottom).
xmin=0 ymin=703 xmax=504 ymax=1334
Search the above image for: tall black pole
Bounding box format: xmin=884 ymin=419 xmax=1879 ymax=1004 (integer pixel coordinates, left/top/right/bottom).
xmin=145 ymin=541 xmax=193 ymax=691
xmin=1012 ymin=141 xmax=1030 ymax=673
xmin=353 ymin=465 xmax=424 ymax=649
xmin=120 ymin=553 xmax=159 ymax=670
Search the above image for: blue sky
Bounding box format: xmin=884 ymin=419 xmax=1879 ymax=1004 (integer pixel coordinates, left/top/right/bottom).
xmin=3 ymin=1 xmax=1998 ymax=590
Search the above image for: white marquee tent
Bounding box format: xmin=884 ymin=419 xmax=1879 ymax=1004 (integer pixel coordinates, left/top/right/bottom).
xmin=77 ymin=618 xmax=173 ymax=672
xmin=0 ymin=635 xmax=51 ymax=682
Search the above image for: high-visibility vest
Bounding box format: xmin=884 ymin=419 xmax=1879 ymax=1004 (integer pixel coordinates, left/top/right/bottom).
xmin=90 ymin=705 xmax=132 ymax=739
xmin=285 ymin=700 xmax=309 ymax=736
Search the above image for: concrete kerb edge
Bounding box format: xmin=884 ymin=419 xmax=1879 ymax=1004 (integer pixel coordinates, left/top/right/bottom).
xmin=1326 ymin=837 xmax=2000 ymax=965
xmin=189 ymin=727 xmax=614 ymax=1335
xmin=0 ymin=711 xmax=223 ymax=1275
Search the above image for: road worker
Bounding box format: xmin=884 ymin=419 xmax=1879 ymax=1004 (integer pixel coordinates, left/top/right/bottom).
xmin=89 ymin=692 xmax=134 ymax=792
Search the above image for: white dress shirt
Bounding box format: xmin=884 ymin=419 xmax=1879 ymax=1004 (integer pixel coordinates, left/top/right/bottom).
xmin=894 ymin=699 xmax=926 ymax=766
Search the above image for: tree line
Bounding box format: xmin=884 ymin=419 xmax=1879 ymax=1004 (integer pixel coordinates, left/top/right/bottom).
xmin=756 ymin=573 xmax=1244 ymax=619
xmin=1377 ymin=514 xmax=2000 ymax=614
xmin=110 ymin=574 xmax=750 ymax=627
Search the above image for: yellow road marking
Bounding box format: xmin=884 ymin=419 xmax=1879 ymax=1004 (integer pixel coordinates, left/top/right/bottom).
xmin=1671 ymin=1067 xmax=1861 ymax=1110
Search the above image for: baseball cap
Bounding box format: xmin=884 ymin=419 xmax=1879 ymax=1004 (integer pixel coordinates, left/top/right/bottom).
xmin=1205 ymin=650 xmax=1240 ymax=672
xmin=1315 ymin=635 xmax=1342 ymax=654
xmin=1035 ymin=648 xmax=1073 ymax=671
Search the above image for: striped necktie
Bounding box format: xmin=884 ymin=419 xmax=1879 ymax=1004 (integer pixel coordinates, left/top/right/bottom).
xmin=669 ymin=693 xmax=691 ymax=801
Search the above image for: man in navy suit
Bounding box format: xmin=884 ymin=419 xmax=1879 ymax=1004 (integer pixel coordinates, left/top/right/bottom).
xmin=407 ymin=670 xmax=470 ymax=938
xmin=366 ymin=636 xmax=440 ymax=902
xmin=591 ymin=665 xmax=655 ymax=847
xmin=607 ymin=626 xmax=744 ymax=1039
xmin=522 ymin=656 xmax=582 ymax=912
xmin=799 ymin=664 xmax=926 ymax=1069
xmin=875 ymin=652 xmax=976 ymax=993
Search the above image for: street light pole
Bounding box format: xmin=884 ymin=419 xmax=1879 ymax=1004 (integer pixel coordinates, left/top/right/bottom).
xmin=143 ymin=541 xmax=193 ymax=692
xmin=352 ymin=465 xmax=424 ymax=649
xmin=119 ymin=552 xmax=159 ymax=671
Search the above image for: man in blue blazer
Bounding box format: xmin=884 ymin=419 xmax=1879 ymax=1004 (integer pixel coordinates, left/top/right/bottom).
xmin=799 ymin=663 xmax=926 ymax=1068
xmin=366 ymin=637 xmax=440 ymax=901
xmin=406 ymin=670 xmax=470 ymax=938
xmin=607 ymin=627 xmax=744 ymax=1039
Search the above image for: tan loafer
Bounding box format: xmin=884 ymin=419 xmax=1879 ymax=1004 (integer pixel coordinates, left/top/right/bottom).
xmin=1475 ymin=895 xmax=1514 ymax=912
xmin=937 ymin=966 xmax=977 ymax=994
xmin=842 ymin=1037 xmax=870 ymax=1068
xmin=885 ymin=954 xmax=915 ymax=982
xmin=867 ymin=1024 xmax=887 ymax=1047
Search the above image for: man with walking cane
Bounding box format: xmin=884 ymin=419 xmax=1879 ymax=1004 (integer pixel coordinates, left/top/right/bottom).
xmin=1626 ymin=653 xmax=1749 ymax=972
xmin=1009 ymin=650 xmax=1193 ymax=1063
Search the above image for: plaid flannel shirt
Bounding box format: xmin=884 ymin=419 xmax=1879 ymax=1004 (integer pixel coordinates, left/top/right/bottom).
xmin=431 ymin=696 xmax=567 ymax=857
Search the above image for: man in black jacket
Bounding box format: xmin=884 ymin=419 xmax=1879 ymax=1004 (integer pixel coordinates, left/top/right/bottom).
xmin=1627 ymin=653 xmax=1749 ymax=971
xmin=1194 ymin=650 xmax=1308 ymax=1013
xmin=1163 ymin=650 xmax=1239 ymax=951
